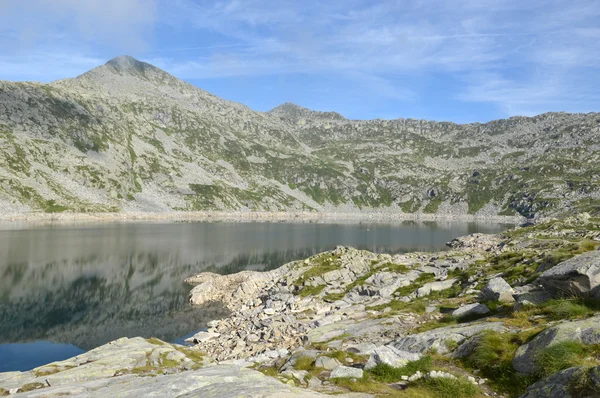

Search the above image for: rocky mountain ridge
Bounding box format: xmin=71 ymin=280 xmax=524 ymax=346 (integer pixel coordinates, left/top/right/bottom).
xmin=0 ymin=55 xmax=599 ymax=218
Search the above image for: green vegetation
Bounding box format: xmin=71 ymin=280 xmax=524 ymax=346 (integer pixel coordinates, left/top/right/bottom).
xmin=368 ymin=300 xmax=427 ymax=314
xmin=535 ymin=342 xmax=600 ymax=378
xmin=395 ymin=273 xmax=437 ymax=296
xmin=17 ymin=383 xmax=46 ymax=393
xmin=0 ymin=388 xmax=8 ymax=396
xmin=462 ymin=331 xmax=537 ymax=397
xmin=293 ymin=356 xmax=316 ymax=371
xmin=369 ymin=357 xmax=433 ymax=382
xmin=412 ymin=376 xmax=479 ymax=398
xmin=147 ymin=337 xmax=166 ymax=345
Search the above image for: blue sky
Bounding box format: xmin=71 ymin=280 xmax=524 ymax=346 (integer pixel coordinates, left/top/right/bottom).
xmin=1 ymin=0 xmax=599 ymax=122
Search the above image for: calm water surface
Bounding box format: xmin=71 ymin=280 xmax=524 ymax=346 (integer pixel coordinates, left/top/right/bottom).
xmin=0 ymin=220 xmax=509 ymax=371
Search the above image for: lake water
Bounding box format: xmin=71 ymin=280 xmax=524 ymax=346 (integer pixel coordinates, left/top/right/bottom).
xmin=0 ymin=220 xmax=510 ymax=372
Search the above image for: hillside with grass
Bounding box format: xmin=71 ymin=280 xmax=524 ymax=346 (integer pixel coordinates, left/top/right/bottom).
xmin=0 ymin=56 xmax=599 ymax=218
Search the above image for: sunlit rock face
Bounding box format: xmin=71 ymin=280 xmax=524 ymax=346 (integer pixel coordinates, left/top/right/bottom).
xmin=1 ymin=56 xmax=599 ymax=218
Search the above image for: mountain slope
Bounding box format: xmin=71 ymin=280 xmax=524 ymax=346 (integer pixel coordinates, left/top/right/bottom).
xmin=0 ymin=56 xmax=599 ymax=218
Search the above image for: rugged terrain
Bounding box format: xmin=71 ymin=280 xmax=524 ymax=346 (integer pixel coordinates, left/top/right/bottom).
xmin=3 ymin=214 xmax=600 ymax=397
xmin=0 ymin=55 xmax=599 ymax=218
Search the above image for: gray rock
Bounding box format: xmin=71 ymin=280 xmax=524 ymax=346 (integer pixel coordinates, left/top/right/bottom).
xmin=365 ymin=346 xmax=422 ymax=369
xmin=315 ymin=356 xmax=342 ymax=370
xmin=13 ymin=364 xmax=331 ymax=397
xmin=330 ymin=366 xmax=364 ymax=379
xmin=537 ymin=251 xmax=600 ymax=298
xmin=415 ymin=278 xmax=458 ymax=298
xmin=513 ymin=289 xmax=552 ymax=310
xmin=389 ymin=322 xmax=507 ymax=355
xmin=185 ymin=331 xmax=220 ymax=344
xmin=513 ymin=315 xmax=600 ymax=374
xmin=480 ymin=277 xmax=514 ymax=302
xmin=313 ymin=314 xmax=342 ymax=327
xmin=452 ymin=303 xmax=490 ymax=319
xmin=519 ymin=366 xmax=600 ymax=398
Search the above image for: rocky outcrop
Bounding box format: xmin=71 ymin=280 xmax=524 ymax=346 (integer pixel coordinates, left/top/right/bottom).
xmin=388 ymin=322 xmax=507 ymax=354
xmin=519 ymin=366 xmax=600 ymax=398
xmin=186 ymin=265 xmax=292 ymax=310
xmin=537 ymin=251 xmax=600 ymax=298
xmin=0 ymin=337 xmax=206 ymax=393
xmin=513 ymin=316 xmax=600 ymax=374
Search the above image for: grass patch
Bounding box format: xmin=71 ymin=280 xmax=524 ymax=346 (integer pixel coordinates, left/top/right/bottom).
xmin=324 ymin=350 xmax=369 ymax=364
xmin=579 ymin=240 xmax=599 ymax=252
xmin=414 ymin=316 xmax=458 ymax=333
xmin=535 ymin=342 xmax=600 ymax=379
xmin=413 ymin=376 xmax=479 ymax=398
xmin=294 ymin=356 xmax=316 ymax=371
xmin=332 ymin=374 xmax=403 ymax=396
xmin=569 ymin=366 xmax=600 ymax=396
xmin=175 ymin=346 xmax=205 ymax=365
xmin=368 ymin=357 xmax=433 ymax=382
xmin=258 ymin=365 xmax=280 ymax=377
xmin=17 ymin=383 xmax=46 ymax=393
xmin=368 ymin=300 xmax=427 ymax=314
xmin=298 ymin=284 xmax=325 ymax=297
xmin=0 ymin=388 xmax=9 ymax=396
xmin=395 ymin=273 xmax=437 ymax=296
xmin=147 ymin=337 xmax=165 ymax=345
xmin=463 ymin=330 xmax=537 ymax=397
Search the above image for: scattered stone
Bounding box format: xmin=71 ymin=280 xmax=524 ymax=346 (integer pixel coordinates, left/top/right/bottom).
xmin=452 ymin=303 xmax=490 ymax=319
xmin=330 ymin=366 xmax=364 ymax=379
xmin=365 ymin=346 xmax=422 ymax=369
xmin=480 ymin=277 xmax=514 ymax=302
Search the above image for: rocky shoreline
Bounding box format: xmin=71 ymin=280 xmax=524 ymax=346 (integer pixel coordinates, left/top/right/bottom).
xmin=2 ymin=214 xmax=599 ymax=397
xmin=0 ymin=210 xmax=523 ymax=225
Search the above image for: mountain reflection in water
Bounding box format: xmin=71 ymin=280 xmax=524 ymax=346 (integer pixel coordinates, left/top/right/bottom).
xmin=0 ymin=220 xmax=509 ymax=370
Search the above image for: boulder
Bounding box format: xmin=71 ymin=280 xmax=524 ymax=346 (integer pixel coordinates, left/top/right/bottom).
xmin=452 ymin=303 xmax=490 ymax=319
xmin=314 ymin=356 xmax=341 ymax=370
xmin=365 ymin=346 xmax=422 ymax=369
xmin=513 ymin=315 xmax=600 ymax=374
xmin=415 ymin=278 xmax=458 ymax=298
xmin=480 ymin=277 xmax=514 ymax=302
xmin=519 ymin=366 xmax=600 ymax=398
xmin=537 ymin=251 xmax=600 ymax=298
xmin=388 ymin=322 xmax=507 ymax=355
xmin=185 ymin=331 xmax=220 ymax=344
xmin=330 ymin=366 xmax=364 ymax=379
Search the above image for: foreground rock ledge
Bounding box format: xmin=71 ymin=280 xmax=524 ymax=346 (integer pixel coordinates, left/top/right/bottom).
xmin=0 ymin=337 xmax=350 ymax=397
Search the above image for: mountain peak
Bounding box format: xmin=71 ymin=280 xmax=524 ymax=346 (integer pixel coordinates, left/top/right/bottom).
xmin=105 ymin=55 xmax=157 ymax=76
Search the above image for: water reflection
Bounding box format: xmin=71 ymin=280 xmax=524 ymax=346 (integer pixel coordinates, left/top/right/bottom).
xmin=0 ymin=220 xmax=509 ymax=370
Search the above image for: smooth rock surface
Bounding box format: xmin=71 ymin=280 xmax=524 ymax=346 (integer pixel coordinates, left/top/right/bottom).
xmin=330 ymin=366 xmax=364 ymax=379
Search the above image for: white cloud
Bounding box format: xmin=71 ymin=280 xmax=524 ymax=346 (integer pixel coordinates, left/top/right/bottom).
xmin=0 ymin=0 xmax=158 ymax=52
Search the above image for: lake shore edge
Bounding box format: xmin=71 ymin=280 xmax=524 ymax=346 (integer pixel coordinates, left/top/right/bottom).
xmin=0 ymin=210 xmax=524 ymax=225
